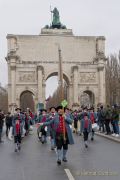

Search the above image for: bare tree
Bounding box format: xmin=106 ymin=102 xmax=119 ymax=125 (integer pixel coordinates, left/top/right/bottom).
xmin=106 ymin=51 xmax=120 ymax=105
xmin=0 ymin=86 xmax=8 ymax=113
xmin=46 ymin=82 xmax=68 ymax=109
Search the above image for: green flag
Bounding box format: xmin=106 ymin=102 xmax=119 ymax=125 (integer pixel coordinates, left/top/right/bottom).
xmin=61 ymin=100 xmax=68 ymax=108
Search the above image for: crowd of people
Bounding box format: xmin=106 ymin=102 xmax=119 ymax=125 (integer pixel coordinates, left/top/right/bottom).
xmin=72 ymin=104 xmax=120 ymax=137
xmin=0 ymin=104 xmax=120 ymax=166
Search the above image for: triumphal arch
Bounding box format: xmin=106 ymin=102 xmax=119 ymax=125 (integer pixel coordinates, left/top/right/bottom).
xmin=6 ymin=8 xmax=106 ymax=112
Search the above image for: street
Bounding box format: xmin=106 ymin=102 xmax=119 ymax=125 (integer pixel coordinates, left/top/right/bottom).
xmin=0 ymin=128 xmax=120 ymax=180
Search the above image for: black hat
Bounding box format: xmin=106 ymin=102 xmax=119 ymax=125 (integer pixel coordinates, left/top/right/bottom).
xmin=41 ymin=109 xmax=47 ymax=112
xmin=83 ymin=106 xmax=88 ymax=110
xmin=56 ymin=106 xmax=63 ymax=112
xmin=15 ymin=107 xmax=21 ymax=111
xmin=64 ymin=107 xmax=69 ymax=111
xmin=84 ymin=112 xmax=88 ymax=117
xmin=49 ymin=107 xmax=56 ymax=111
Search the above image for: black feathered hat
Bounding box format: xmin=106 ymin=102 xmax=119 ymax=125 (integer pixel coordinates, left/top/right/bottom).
xmin=56 ymin=106 xmax=63 ymax=112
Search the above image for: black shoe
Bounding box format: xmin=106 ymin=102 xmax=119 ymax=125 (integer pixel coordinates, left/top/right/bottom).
xmin=91 ymin=137 xmax=94 ymax=141
xmin=85 ymin=144 xmax=88 ymax=148
xmin=41 ymin=141 xmax=44 ymax=144
xmin=51 ymin=147 xmax=54 ymax=150
xmin=18 ymin=145 xmax=21 ymax=151
xmin=0 ymin=140 xmax=4 ymax=143
xmin=57 ymin=159 xmax=61 ymax=165
xmin=15 ymin=148 xmax=18 ymax=152
xmin=105 ymin=133 xmax=109 ymax=135
xmin=62 ymin=158 xmax=67 ymax=162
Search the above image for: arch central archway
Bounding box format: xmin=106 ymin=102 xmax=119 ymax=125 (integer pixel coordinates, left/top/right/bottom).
xmin=46 ymin=72 xmax=70 ymax=85
xmin=20 ymin=91 xmax=35 ymax=112
xmin=45 ymin=72 xmax=70 ymax=109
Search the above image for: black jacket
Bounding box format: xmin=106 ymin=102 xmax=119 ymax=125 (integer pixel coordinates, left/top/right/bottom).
xmin=0 ymin=113 xmax=4 ymax=128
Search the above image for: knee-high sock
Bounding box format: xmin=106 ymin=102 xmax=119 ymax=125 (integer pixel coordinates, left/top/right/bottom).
xmin=57 ymin=149 xmax=61 ymax=160
xmin=63 ymin=149 xmax=67 ymax=159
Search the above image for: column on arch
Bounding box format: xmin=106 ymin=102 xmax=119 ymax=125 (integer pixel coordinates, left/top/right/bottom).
xmin=73 ymin=66 xmax=79 ymax=105
xmin=10 ymin=63 xmax=16 ymax=113
xmin=37 ymin=66 xmax=43 ymax=103
xmin=11 ymin=65 xmax=16 ymax=103
xmin=68 ymin=83 xmax=73 ymax=108
xmin=98 ymin=64 xmax=106 ymax=105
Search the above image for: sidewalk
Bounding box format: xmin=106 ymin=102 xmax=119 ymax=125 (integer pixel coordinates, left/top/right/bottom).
xmin=95 ymin=131 xmax=120 ymax=143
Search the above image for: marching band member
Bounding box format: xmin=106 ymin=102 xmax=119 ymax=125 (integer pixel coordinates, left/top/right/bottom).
xmin=39 ymin=106 xmax=74 ymax=165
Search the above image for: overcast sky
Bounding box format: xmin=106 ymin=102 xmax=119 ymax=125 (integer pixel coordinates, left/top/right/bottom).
xmin=0 ymin=0 xmax=120 ymax=98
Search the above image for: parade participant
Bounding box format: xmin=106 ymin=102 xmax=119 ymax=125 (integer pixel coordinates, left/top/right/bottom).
xmin=89 ymin=108 xmax=97 ymax=141
xmin=5 ymin=112 xmax=12 ymax=137
xmin=111 ymin=104 xmax=119 ymax=137
xmin=27 ymin=108 xmax=34 ymax=125
xmin=39 ymin=106 xmax=74 ymax=165
xmin=37 ymin=109 xmax=48 ymax=144
xmin=81 ymin=113 xmax=92 ymax=148
xmin=104 ymin=105 xmax=112 ymax=135
xmin=12 ymin=108 xmax=24 ymax=152
xmin=49 ymin=107 xmax=56 ymax=150
xmin=99 ymin=105 xmax=106 ymax=132
xmin=24 ymin=111 xmax=31 ymax=136
xmin=0 ymin=110 xmax=5 ymax=143
xmin=79 ymin=107 xmax=88 ymax=136
xmin=78 ymin=109 xmax=83 ymax=136
xmin=73 ymin=110 xmax=79 ymax=134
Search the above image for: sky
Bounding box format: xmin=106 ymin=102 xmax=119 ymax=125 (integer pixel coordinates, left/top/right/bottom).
xmin=0 ymin=0 xmax=120 ymax=98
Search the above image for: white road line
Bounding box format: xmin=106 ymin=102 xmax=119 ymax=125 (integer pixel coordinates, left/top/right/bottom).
xmin=64 ymin=169 xmax=75 ymax=180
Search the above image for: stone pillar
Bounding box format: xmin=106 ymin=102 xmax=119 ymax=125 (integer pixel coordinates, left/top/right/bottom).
xmin=10 ymin=64 xmax=16 ymax=114
xmin=68 ymin=83 xmax=73 ymax=109
xmin=72 ymin=66 xmax=79 ymax=109
xmin=42 ymin=79 xmax=46 ymax=107
xmin=37 ymin=66 xmax=43 ymax=103
xmin=98 ymin=62 xmax=105 ymax=105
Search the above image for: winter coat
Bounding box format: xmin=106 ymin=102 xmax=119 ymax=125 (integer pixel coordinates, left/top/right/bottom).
xmin=43 ymin=113 xmax=74 ymax=145
xmin=80 ymin=118 xmax=92 ymax=133
xmin=12 ymin=113 xmax=24 ymax=136
xmin=0 ymin=113 xmax=4 ymax=129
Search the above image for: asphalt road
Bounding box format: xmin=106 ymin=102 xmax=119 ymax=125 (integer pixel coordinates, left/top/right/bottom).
xmin=0 ymin=128 xmax=120 ymax=180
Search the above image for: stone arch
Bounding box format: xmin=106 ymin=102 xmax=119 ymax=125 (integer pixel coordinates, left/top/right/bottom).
xmin=20 ymin=90 xmax=35 ymax=112
xmin=45 ymin=71 xmax=70 ymax=85
xmin=80 ymin=90 xmax=95 ymax=107
xmin=45 ymin=71 xmax=71 ymax=104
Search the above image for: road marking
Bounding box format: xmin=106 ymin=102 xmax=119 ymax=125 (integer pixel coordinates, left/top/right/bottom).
xmin=64 ymin=169 xmax=75 ymax=180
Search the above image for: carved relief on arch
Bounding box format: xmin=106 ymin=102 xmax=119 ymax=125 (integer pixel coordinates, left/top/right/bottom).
xmin=18 ymin=71 xmax=36 ymax=82
xmin=79 ymin=72 xmax=97 ymax=83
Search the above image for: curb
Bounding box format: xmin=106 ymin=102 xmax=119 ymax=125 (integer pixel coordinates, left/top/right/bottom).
xmin=95 ymin=132 xmax=120 ymax=143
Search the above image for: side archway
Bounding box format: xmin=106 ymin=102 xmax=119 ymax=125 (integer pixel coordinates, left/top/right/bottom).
xmin=20 ymin=90 xmax=35 ymax=112
xmin=80 ymin=90 xmax=95 ymax=107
